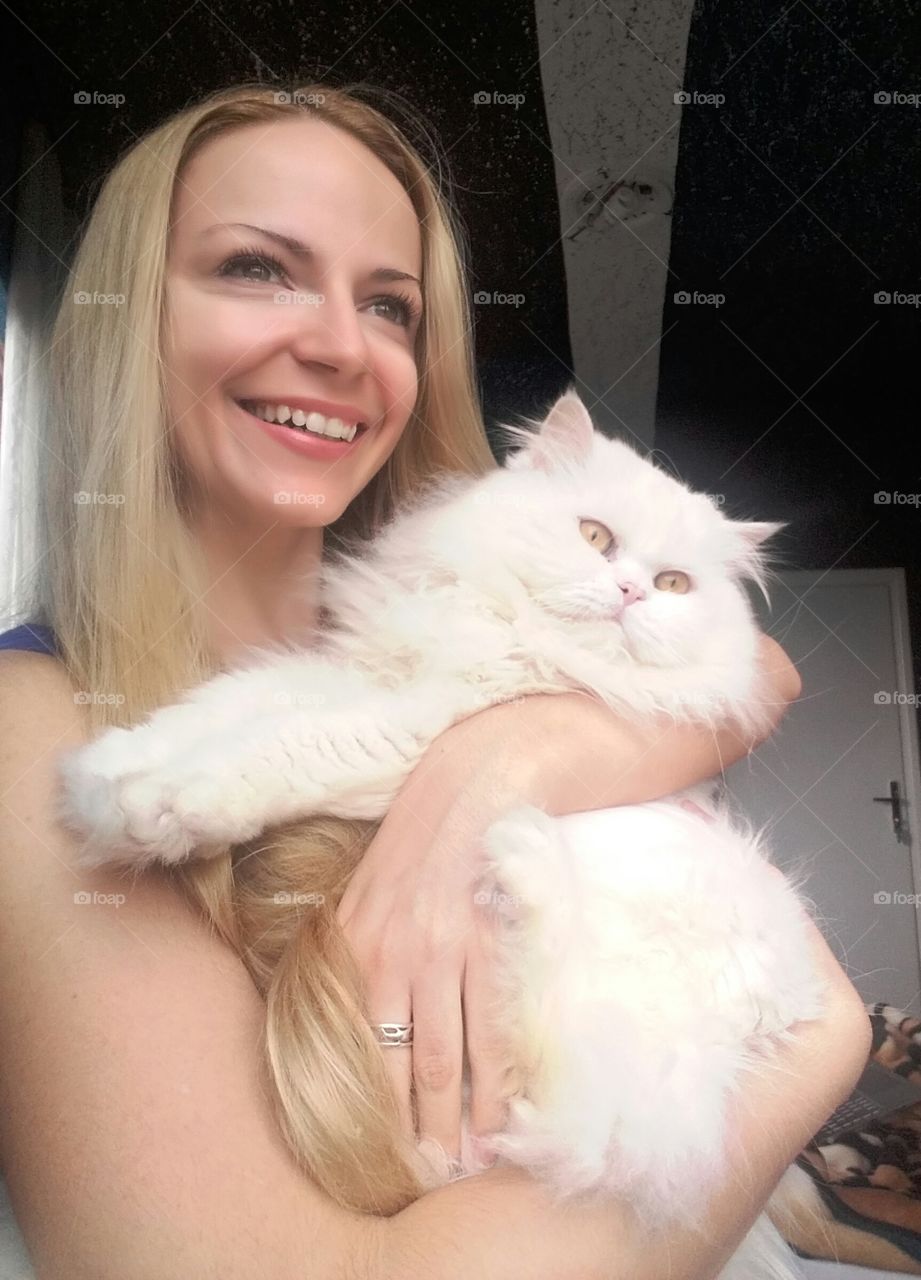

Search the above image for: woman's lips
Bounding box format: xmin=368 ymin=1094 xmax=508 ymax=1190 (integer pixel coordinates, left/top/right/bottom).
xmin=233 ymin=399 xmax=371 ymax=459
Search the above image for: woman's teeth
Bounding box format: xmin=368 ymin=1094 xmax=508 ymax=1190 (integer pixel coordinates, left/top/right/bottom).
xmin=241 ymin=400 xmax=361 ymax=442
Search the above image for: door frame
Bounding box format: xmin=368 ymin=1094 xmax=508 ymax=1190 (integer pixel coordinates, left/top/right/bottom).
xmin=765 ymin=566 xmax=921 ymax=978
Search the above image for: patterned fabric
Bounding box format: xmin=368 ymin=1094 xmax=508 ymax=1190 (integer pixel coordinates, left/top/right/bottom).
xmin=784 ymin=1003 xmax=921 ymax=1273
xmin=0 ymin=623 xmax=58 ymax=655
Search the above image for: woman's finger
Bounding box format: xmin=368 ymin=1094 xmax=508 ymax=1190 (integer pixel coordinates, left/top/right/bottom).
xmin=364 ymin=977 xmax=415 ymax=1144
xmin=463 ymin=914 xmax=516 ymax=1151
xmin=411 ymin=964 xmax=465 ymax=1162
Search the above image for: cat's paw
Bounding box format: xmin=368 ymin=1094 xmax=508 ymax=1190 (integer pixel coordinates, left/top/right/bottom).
xmin=57 ymin=740 xmax=259 ymax=868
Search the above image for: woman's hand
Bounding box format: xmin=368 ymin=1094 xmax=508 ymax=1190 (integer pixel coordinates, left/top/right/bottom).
xmin=335 ymin=700 xmax=549 ymax=1165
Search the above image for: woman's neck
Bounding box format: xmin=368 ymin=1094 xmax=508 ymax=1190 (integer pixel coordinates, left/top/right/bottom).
xmin=188 ymin=506 xmax=325 ymax=668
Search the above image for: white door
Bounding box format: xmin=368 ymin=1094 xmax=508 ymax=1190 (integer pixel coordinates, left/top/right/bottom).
xmin=723 ymin=568 xmax=921 ymax=1015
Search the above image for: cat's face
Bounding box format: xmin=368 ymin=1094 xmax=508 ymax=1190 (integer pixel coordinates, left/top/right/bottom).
xmin=464 ymin=391 xmax=781 ymax=668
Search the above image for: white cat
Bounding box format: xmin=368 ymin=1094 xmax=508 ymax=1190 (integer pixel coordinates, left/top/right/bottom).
xmin=57 ymin=390 xmax=825 ymax=1279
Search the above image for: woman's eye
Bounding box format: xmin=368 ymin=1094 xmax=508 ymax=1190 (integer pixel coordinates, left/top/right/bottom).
xmin=654 ymin=569 xmax=692 ymax=593
xmin=579 ymin=518 xmax=616 ymax=556
xmin=218 ymin=251 xmax=288 ymax=283
xmin=366 ymin=292 xmax=421 ymax=328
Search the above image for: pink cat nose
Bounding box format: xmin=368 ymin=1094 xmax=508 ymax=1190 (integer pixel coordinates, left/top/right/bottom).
xmin=618 ymin=581 xmax=646 ymax=608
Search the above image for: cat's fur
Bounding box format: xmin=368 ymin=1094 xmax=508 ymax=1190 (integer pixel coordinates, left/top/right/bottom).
xmin=57 ymin=390 xmax=824 ymax=1278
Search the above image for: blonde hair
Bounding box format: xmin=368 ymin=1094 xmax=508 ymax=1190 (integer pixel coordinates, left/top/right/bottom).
xmin=31 ymin=81 xmax=496 ymax=1215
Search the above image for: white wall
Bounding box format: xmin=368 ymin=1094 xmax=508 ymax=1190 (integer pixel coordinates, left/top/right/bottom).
xmin=533 ymin=0 xmax=696 ymax=449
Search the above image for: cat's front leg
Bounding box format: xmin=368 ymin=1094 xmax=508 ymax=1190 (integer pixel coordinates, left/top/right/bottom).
xmin=61 ymin=694 xmax=460 ymax=869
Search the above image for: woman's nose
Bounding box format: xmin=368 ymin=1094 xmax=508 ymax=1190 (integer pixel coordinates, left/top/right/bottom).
xmin=287 ymin=287 xmax=371 ymax=376
xmin=618 ymin=580 xmax=646 ymax=608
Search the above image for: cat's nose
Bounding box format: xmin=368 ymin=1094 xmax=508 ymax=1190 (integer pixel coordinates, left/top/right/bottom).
xmin=618 ymin=581 xmax=646 ymax=608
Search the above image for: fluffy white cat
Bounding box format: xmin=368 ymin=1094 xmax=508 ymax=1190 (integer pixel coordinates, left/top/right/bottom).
xmin=57 ymin=389 xmax=826 ymax=1279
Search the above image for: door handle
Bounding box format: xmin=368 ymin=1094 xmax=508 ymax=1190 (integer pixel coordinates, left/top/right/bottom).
xmin=873 ymin=779 xmax=908 ymax=845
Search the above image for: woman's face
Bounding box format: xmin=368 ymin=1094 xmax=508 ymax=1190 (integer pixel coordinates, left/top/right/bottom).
xmin=163 ymin=116 xmax=424 ymax=528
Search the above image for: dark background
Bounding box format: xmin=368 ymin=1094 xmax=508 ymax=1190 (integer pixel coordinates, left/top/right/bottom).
xmin=2 ymin=0 xmax=920 ymax=685
xmin=0 ymin=0 xmax=573 ymax=439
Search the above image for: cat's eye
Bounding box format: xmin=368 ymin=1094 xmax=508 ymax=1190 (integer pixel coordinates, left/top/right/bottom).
xmin=579 ymin=518 xmax=616 ymax=556
xmin=654 ymin=569 xmax=692 ymax=594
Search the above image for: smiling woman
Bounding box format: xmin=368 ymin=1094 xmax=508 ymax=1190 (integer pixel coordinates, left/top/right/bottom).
xmin=161 ymin=114 xmax=428 ymax=663
xmin=0 ymin=78 xmax=865 ymax=1280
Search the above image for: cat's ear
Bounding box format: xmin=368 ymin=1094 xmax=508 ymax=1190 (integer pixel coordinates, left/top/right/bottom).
xmin=723 ymin=520 xmax=786 ymax=576
xmin=503 ymin=388 xmax=596 ymax=473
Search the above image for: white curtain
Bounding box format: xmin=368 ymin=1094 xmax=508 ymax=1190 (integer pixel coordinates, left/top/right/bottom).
xmin=0 ymin=119 xmax=69 ymax=632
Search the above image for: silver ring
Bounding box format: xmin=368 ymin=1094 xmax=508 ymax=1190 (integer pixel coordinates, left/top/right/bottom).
xmin=373 ymin=1021 xmax=414 ymax=1047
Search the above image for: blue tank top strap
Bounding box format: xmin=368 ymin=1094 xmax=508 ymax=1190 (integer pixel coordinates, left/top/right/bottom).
xmin=0 ymin=623 xmax=59 ymax=656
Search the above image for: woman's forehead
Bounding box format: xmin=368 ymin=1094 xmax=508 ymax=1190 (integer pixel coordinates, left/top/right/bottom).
xmin=172 ymin=117 xmax=422 ymax=270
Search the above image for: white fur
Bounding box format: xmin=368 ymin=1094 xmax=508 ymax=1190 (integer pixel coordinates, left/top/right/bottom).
xmin=57 ymin=389 xmax=819 ymax=1277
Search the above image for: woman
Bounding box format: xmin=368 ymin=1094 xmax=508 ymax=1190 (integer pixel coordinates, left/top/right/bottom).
xmin=0 ymin=82 xmax=871 ymax=1278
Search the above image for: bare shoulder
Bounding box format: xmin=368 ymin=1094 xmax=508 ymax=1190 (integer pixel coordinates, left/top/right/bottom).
xmin=0 ymin=650 xmax=376 ymax=1279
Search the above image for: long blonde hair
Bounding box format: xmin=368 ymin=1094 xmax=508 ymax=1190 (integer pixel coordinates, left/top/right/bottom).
xmin=30 ymin=81 xmax=496 ymax=1215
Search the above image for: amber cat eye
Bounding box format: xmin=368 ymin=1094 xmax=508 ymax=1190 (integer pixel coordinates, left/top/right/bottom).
xmin=654 ymin=569 xmax=691 ymax=593
xmin=579 ymin=518 xmax=615 ymax=555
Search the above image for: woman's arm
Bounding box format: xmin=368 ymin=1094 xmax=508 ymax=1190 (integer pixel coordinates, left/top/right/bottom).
xmin=479 ymin=632 xmax=801 ymax=815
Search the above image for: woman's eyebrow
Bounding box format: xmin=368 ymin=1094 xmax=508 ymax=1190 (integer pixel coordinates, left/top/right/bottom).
xmin=201 ymin=220 xmax=421 ymax=286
